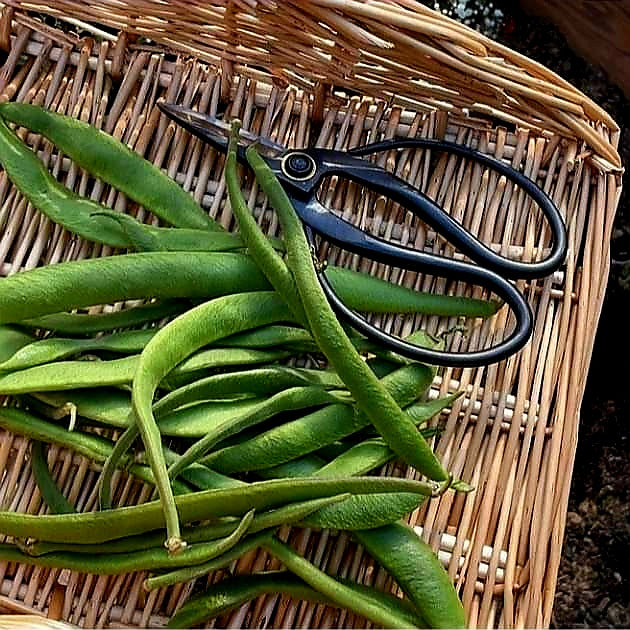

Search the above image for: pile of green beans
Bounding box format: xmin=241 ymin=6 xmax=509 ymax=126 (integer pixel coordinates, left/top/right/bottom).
xmin=0 ymin=104 xmax=487 ymax=628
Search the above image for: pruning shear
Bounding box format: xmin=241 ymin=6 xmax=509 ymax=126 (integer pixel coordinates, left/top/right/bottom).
xmin=159 ymin=102 xmax=567 ymax=367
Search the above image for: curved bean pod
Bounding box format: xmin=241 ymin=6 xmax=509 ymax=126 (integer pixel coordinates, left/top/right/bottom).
xmin=0 ymin=102 xmax=220 ymax=231
xmin=167 ymin=386 xmax=351 ymax=480
xmin=0 ymin=329 xmax=156 ymax=371
xmin=166 ymin=570 xmax=424 ymax=628
xmin=27 ymin=495 xmax=349 ymax=557
xmin=0 ymin=476 xmax=442 ymax=543
xmin=355 ymin=522 xmax=466 ymax=628
xmin=21 ymin=301 xmax=187 ymax=336
xmin=131 ymin=290 xmax=295 ymax=552
xmin=146 ymin=532 xmax=274 ymax=592
xmin=0 ymin=117 xmax=130 ymax=247
xmin=153 ymin=366 xmax=345 ymax=416
xmin=263 ymin=537 xmax=419 ymax=629
xmin=0 ymin=511 xmax=255 ymax=575
xmin=247 ymin=146 xmax=448 ymax=481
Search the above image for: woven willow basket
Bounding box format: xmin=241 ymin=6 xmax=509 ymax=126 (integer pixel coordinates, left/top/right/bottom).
xmin=0 ymin=1 xmax=623 ymax=628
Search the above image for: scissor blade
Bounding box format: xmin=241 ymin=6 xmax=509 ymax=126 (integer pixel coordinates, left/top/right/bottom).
xmin=158 ymin=102 xmax=285 ymax=159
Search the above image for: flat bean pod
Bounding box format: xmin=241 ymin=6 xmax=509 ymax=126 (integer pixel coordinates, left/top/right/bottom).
xmin=324 ymin=265 xmax=501 ymax=318
xmin=0 ymin=251 xmax=499 ymax=326
xmin=0 ymin=476 xmax=441 ymax=543
xmin=0 ymin=252 xmax=269 ymax=325
xmin=0 ymin=102 xmax=220 ymax=231
xmin=166 ymin=570 xmax=424 ymax=629
xmin=314 ymin=394 xmax=460 ymax=477
xmin=0 ymin=117 xmax=130 ymax=247
xmin=27 ymin=495 xmax=348 ymax=557
xmin=263 ymin=537 xmax=419 ymax=629
xmin=355 ymin=523 xmax=466 ymax=628
xmin=0 ymin=346 xmax=291 ymax=396
xmin=0 ymin=511 xmax=255 ymax=574
xmin=21 ymin=301 xmax=188 ymax=336
xmin=0 ymin=329 xmax=156 ymax=371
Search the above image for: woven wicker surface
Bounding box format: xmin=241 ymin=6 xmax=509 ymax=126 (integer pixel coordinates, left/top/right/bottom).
xmin=0 ymin=1 xmax=622 ymax=628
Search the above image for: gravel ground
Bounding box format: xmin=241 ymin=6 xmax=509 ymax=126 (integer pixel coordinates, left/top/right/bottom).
xmin=430 ymin=1 xmax=630 ymax=626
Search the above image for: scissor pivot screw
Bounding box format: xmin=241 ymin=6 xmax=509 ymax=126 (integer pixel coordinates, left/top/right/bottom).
xmin=282 ymin=152 xmax=316 ymax=180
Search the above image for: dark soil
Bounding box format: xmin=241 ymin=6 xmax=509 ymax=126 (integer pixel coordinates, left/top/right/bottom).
xmin=430 ymin=1 xmax=630 ymax=626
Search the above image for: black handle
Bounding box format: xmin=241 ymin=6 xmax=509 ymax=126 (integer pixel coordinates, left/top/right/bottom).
xmin=299 ymin=220 xmax=533 ymax=367
xmin=300 ymin=141 xmax=567 ymax=280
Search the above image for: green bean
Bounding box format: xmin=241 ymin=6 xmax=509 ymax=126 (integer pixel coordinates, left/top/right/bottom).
xmin=92 ymin=208 xmax=283 ymax=253
xmin=0 ymin=117 xmax=130 ymax=247
xmin=247 ymin=145 xmax=448 ymax=482
xmin=164 ymin=347 xmax=293 ymax=386
xmin=0 ymin=329 xmax=156 ymax=371
xmin=31 ymin=388 xmax=319 ymax=439
xmin=0 ymin=102 xmax=220 ymax=231
xmin=324 ymin=266 xmax=501 ymax=318
xmin=263 ymin=537 xmax=419 ymax=629
xmin=217 ymin=324 xmax=314 ymax=350
xmin=168 ymin=386 xmax=351 ymax=480
xmin=314 ymin=394 xmax=460 ymax=478
xmin=160 ymin=398 xmax=279 ymax=438
xmin=166 ymin=569 xmax=425 ymax=628
xmin=256 ymin=455 xmax=326 ymax=480
xmin=303 ymin=493 xmax=428 ymax=530
xmin=0 ymin=325 xmax=35 ymax=362
xmin=0 ymin=251 xmax=498 ymax=327
xmin=131 ymin=291 xmax=295 ymax=552
xmin=355 ymin=522 xmax=466 ymax=628
xmin=147 ymin=531 xmax=274 ymax=592
xmin=203 ymin=363 xmax=433 ymax=473
xmin=0 ymin=511 xmax=257 ymax=575
xmin=0 ymin=252 xmax=270 ymax=326
xmin=253 ymin=397 xmax=455 ymax=530
xmin=226 ymin=120 xmax=307 ymax=324
xmin=30 ymin=441 xmax=75 ymax=514
xmin=0 ymin=345 xmax=292 ymax=396
xmin=153 ymin=366 xmax=345 ymax=416
xmin=0 ymin=356 xmax=138 ymax=394
xmin=0 ymin=407 xmax=193 ymax=495
xmin=21 ymin=301 xmax=187 ymax=336
xmin=26 ymin=495 xmax=348 ymax=558
xmin=0 ymin=476 xmax=443 ymax=543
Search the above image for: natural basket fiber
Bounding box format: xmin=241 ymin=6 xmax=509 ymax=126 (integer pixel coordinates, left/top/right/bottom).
xmin=0 ymin=1 xmax=622 ymax=628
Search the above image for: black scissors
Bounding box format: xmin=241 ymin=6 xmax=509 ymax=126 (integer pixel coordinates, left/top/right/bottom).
xmin=159 ymin=102 xmax=567 ymax=367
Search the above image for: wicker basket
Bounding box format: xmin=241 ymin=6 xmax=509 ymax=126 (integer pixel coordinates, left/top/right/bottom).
xmin=0 ymin=1 xmax=622 ymax=628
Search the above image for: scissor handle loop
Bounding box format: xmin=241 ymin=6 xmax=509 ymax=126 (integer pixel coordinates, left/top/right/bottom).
xmin=302 ymin=139 xmax=567 ymax=280
xmin=301 ymin=223 xmax=532 ymax=367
